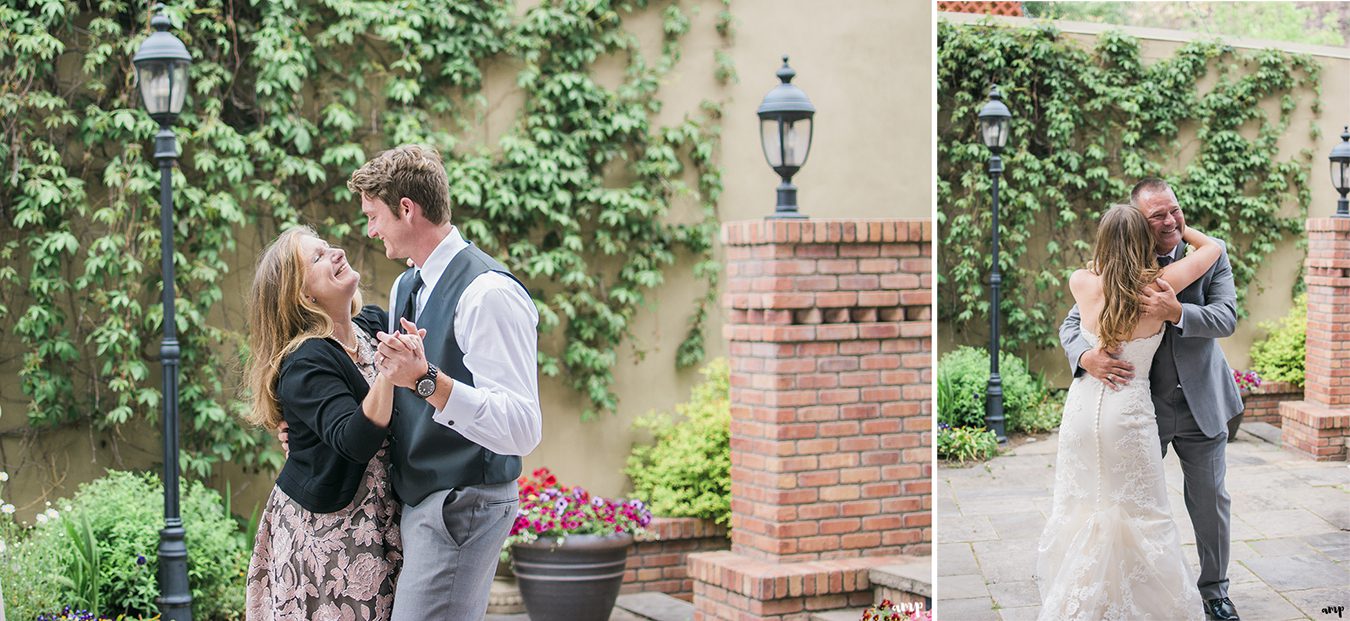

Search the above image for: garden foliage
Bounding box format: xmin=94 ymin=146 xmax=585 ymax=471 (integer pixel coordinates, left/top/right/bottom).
xmin=937 ymin=346 xmax=1042 ymax=430
xmin=1 ymin=471 xmax=248 ymax=620
xmin=938 ymin=19 xmax=1320 ymax=352
xmin=1249 ymin=292 xmax=1307 ymax=387
xmin=0 ymin=0 xmax=733 ymax=478
xmin=937 ymin=423 xmax=999 ymax=464
xmin=624 ymin=358 xmax=731 ymax=527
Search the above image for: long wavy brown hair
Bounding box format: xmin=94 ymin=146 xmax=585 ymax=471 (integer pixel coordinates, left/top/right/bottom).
xmin=244 ymin=226 xmax=362 ymax=430
xmin=1093 ymin=204 xmax=1161 ymax=351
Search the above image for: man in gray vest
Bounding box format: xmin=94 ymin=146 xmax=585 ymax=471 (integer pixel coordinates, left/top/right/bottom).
xmin=1059 ymin=178 xmax=1242 ymax=621
xmin=349 ymin=144 xmax=543 ymax=619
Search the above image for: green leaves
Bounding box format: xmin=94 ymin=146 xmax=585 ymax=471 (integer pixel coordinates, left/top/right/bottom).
xmin=0 ymin=0 xmax=729 ymax=473
xmin=939 ymin=19 xmax=1315 ymax=352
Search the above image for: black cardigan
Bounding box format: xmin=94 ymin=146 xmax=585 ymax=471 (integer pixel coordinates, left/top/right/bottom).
xmin=274 ymin=305 xmax=391 ymax=513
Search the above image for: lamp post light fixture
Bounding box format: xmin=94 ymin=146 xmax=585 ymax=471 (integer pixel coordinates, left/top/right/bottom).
xmin=132 ymin=5 xmax=193 ymax=620
xmin=978 ymin=85 xmax=1011 ymax=444
xmin=1331 ymin=126 xmax=1350 ymax=217
xmin=757 ymin=56 xmax=815 ymax=219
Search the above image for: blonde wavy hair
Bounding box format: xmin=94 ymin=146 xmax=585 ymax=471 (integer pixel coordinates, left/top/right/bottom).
xmin=244 ymin=226 xmax=362 ymax=430
xmin=1093 ymin=204 xmax=1161 ymax=351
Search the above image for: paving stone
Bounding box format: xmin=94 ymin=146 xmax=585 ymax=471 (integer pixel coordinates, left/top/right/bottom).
xmin=1224 ymin=579 xmax=1310 ymax=621
xmin=943 ymin=514 xmax=998 ymax=543
xmin=971 ymin=539 xmax=1038 ymax=584
xmin=937 ymin=573 xmax=989 ymax=600
xmin=937 ymin=431 xmax=1348 ymax=615
xmin=1281 ymin=585 xmax=1350 ymax=619
xmin=996 ymin=605 xmax=1041 ymax=621
xmin=1242 ymin=554 xmax=1350 ymax=591
xmin=1244 ymin=536 xmax=1317 ymax=558
xmin=989 ymin=510 xmax=1046 ymax=541
xmin=1301 ymin=531 xmax=1350 ymax=562
xmin=957 ymin=497 xmax=1044 ymax=517
xmin=938 ymin=542 xmax=979 ymax=576
xmin=936 ymin=596 xmax=1000 ymax=621
xmin=1241 ymin=509 xmax=1342 ymax=538
xmin=1308 ymin=503 xmax=1350 ymax=530
xmin=986 ymin=580 xmax=1040 ymax=609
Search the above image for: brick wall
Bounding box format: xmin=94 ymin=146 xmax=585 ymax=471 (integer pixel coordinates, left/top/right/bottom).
xmin=690 ymin=218 xmax=931 ymax=620
xmin=1242 ymin=381 xmax=1302 ymax=426
xmin=936 ymin=1 xmax=1025 ymax=17
xmin=623 ymin=517 xmax=730 ymax=599
xmin=721 ymin=219 xmax=931 ymax=562
xmin=1280 ymin=218 xmax=1350 ymax=461
xmin=1302 ymin=218 xmax=1350 ymax=408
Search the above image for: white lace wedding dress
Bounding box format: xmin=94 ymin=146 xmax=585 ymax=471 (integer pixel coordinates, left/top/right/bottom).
xmin=1036 ymin=330 xmax=1202 ymax=621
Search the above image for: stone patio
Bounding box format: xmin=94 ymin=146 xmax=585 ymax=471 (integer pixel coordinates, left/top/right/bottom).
xmin=937 ymin=427 xmax=1350 ymax=620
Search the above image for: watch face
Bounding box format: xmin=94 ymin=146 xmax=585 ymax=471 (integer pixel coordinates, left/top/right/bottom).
xmin=417 ymin=378 xmax=435 ymax=397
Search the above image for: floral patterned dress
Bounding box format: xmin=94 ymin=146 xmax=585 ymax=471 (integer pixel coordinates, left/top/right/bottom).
xmin=246 ymin=329 xmax=402 ymax=621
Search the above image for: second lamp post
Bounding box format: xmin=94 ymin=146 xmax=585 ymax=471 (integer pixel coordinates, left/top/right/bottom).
xmin=979 ymin=86 xmax=1011 ymax=444
xmin=132 ymin=5 xmax=194 ymax=620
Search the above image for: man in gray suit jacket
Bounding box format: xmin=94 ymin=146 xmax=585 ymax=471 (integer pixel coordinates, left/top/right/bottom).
xmin=1059 ymin=178 xmax=1243 ymax=621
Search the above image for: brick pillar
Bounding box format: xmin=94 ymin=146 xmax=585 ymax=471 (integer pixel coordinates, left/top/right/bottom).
xmin=689 ymin=219 xmax=931 ymax=620
xmin=1280 ymin=218 xmax=1350 ymax=460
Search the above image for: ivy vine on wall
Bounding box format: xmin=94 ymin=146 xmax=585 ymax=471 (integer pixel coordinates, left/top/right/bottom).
xmin=0 ymin=0 xmax=733 ymax=477
xmin=938 ymin=19 xmax=1320 ymax=352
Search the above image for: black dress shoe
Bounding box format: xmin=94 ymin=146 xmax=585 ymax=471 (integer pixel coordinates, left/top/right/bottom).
xmin=1205 ymin=597 xmax=1240 ymax=620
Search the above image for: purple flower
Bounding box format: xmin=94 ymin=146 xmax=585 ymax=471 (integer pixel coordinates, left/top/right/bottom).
xmin=136 ymin=554 xmax=147 ymax=566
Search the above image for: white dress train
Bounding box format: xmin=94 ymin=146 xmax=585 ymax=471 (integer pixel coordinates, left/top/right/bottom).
xmin=1036 ymin=330 xmax=1202 ymax=620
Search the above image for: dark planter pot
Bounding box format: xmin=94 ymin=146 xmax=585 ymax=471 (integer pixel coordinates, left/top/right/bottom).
xmin=511 ymin=533 xmax=633 ymax=621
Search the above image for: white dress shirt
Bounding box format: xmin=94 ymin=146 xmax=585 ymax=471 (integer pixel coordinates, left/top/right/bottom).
xmin=1158 ymin=244 xmax=1185 ymax=331
xmin=387 ymin=227 xmax=542 ymax=456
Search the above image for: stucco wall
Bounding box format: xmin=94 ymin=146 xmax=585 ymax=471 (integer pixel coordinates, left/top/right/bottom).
xmin=0 ymin=0 xmax=932 ymax=518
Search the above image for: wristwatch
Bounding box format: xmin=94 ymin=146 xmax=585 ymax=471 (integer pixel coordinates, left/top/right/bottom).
xmin=416 ymin=363 xmax=439 ymax=399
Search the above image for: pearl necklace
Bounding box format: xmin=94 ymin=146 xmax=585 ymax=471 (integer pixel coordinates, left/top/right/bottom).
xmin=337 ymin=324 xmax=360 ymax=356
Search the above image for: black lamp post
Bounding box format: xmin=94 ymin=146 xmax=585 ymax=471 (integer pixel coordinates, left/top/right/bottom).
xmin=978 ymin=86 xmax=1011 ymax=444
xmin=1331 ymin=126 xmax=1350 ymax=217
xmin=757 ymin=56 xmax=815 ymax=219
xmin=132 ymin=5 xmax=193 ymax=620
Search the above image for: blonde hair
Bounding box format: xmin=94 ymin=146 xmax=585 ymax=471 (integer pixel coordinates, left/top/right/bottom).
xmin=346 ymin=144 xmax=452 ymax=225
xmin=1093 ymin=204 xmax=1161 ymax=351
xmin=244 ymin=226 xmax=362 ymax=430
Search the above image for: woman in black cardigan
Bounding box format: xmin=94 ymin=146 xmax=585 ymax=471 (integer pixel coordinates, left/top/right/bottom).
xmin=242 ymin=226 xmax=425 ymax=620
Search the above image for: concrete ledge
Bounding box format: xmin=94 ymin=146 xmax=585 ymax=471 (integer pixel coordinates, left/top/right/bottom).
xmin=616 ymin=592 xmax=694 ymax=621
xmin=1241 ymin=421 xmax=1283 ymax=446
xmin=869 ymin=558 xmax=932 ymax=598
xmin=689 ymin=551 xmax=914 ymax=599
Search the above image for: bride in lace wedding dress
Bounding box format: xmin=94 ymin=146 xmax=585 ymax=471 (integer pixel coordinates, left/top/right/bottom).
xmin=1036 ymin=205 xmax=1222 ymax=621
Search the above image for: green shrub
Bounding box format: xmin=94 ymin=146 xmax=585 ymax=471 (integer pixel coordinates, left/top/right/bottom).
xmin=938 ymin=347 xmax=1043 ymax=431
xmin=1010 ymin=390 xmax=1065 ymax=434
xmin=1249 ymin=293 xmax=1306 ymax=387
xmin=625 ymin=359 xmax=731 ymax=528
xmin=13 ymin=471 xmax=246 ymax=620
xmin=0 ymin=513 xmax=65 ymax=621
xmin=937 ymin=424 xmax=999 ymax=463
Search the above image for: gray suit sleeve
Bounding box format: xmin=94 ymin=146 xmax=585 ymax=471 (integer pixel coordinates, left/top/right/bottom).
xmin=1176 ymin=242 xmax=1237 ymax=339
xmin=1060 ymin=304 xmax=1091 ymax=377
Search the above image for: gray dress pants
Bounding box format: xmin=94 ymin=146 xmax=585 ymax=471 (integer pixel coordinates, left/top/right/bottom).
xmin=391 ymin=481 xmax=519 ymax=620
xmin=1157 ymin=396 xmax=1231 ymax=601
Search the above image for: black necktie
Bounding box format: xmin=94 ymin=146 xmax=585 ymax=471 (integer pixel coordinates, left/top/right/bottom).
xmin=401 ymin=271 xmax=423 ymax=323
xmin=1157 ymin=255 xmax=1173 ymax=267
